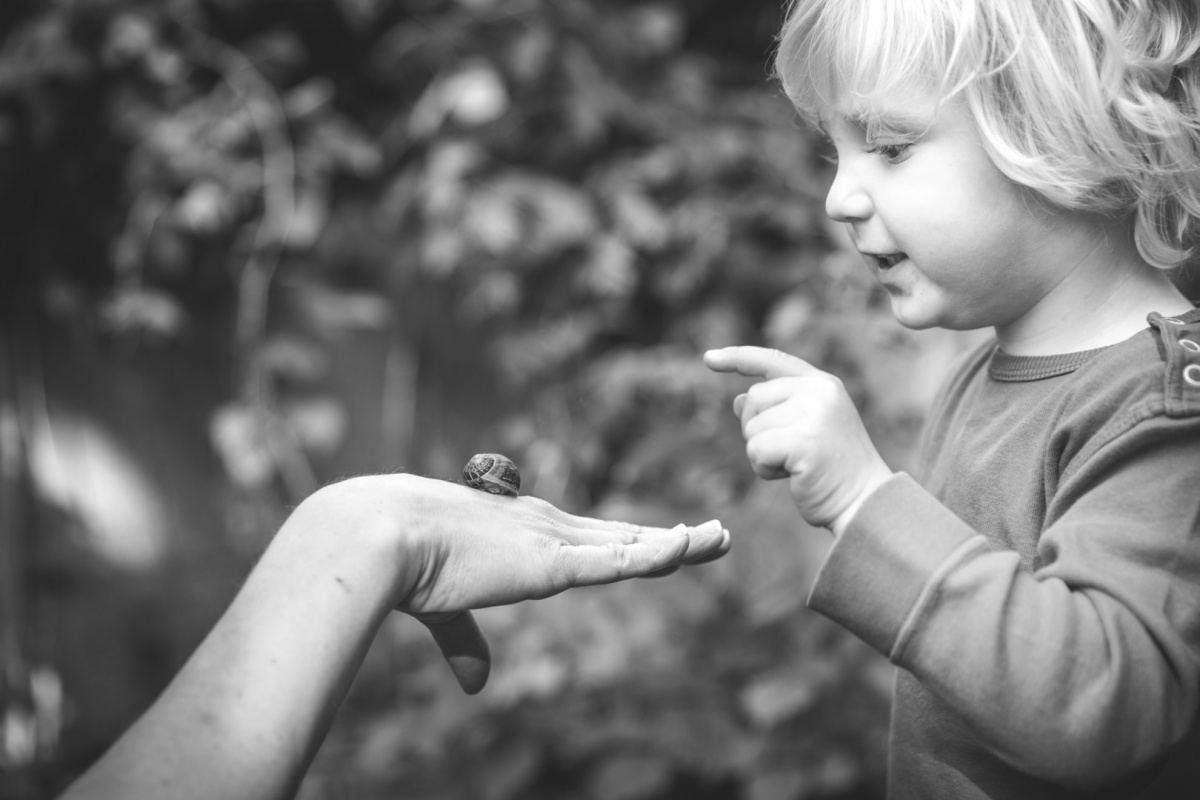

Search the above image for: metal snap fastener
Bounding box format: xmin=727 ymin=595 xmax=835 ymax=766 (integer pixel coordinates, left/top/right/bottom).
xmin=1181 ymin=338 xmax=1200 ymax=353
xmin=1185 ymin=364 xmax=1200 ymax=387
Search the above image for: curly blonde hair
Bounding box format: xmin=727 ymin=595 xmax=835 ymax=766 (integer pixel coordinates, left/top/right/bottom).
xmin=775 ymin=0 xmax=1200 ymax=269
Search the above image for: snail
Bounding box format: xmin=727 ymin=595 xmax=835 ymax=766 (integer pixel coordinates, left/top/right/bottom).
xmin=462 ymin=453 xmax=521 ymax=497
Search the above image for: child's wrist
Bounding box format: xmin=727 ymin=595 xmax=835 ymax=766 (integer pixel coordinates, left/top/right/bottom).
xmin=828 ymin=469 xmax=894 ymax=538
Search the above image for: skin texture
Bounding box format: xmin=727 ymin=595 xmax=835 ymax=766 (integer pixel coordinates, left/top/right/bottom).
xmin=58 ymin=473 xmax=729 ymax=800
xmin=707 ymin=85 xmax=1192 ymax=534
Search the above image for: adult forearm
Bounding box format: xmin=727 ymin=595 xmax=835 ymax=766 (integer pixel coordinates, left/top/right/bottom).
xmin=57 ymin=473 xmax=730 ymax=800
xmin=61 ymin=482 xmax=406 ymax=800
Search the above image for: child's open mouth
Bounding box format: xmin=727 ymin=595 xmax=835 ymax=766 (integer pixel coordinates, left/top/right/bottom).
xmin=876 ymin=253 xmax=906 ymax=268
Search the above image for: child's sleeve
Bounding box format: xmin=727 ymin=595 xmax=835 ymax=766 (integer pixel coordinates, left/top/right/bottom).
xmin=807 ymin=417 xmax=1200 ymax=790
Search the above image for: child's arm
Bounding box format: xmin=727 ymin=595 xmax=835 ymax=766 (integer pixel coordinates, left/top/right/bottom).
xmin=58 ymin=473 xmax=729 ymax=800
xmin=706 ymin=345 xmax=1200 ymax=789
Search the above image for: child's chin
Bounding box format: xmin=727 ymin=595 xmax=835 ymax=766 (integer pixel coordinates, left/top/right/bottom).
xmin=886 ymin=297 xmax=942 ymax=331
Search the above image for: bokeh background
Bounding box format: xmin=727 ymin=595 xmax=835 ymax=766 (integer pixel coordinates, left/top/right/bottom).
xmin=5 ymin=1 xmax=1194 ymax=799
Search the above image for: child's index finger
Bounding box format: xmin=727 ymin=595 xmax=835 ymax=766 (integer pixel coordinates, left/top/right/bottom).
xmin=703 ymin=346 xmax=819 ymax=380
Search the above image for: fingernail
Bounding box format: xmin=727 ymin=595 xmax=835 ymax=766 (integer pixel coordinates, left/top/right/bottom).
xmin=695 ymin=519 xmax=722 ymax=533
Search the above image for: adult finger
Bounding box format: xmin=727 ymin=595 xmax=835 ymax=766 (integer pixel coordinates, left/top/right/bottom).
xmin=684 ymin=523 xmax=731 ymax=562
xmin=554 ymin=532 xmax=692 ymax=587
xmin=704 ymin=347 xmax=822 ymax=381
xmin=417 ymin=610 xmax=491 ymax=695
xmin=549 ymin=519 xmax=728 ymax=564
xmin=518 ymin=499 xmax=678 ymax=546
xmin=685 ymin=528 xmax=732 ymax=564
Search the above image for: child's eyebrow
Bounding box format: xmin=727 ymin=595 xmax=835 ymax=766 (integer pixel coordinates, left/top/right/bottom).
xmin=850 ymin=109 xmax=930 ymax=133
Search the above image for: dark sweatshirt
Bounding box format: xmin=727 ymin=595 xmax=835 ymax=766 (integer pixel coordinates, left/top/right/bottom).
xmin=808 ymin=308 xmax=1200 ymax=799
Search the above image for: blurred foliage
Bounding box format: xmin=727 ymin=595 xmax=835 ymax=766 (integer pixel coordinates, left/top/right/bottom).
xmin=0 ymin=0 xmax=983 ymax=798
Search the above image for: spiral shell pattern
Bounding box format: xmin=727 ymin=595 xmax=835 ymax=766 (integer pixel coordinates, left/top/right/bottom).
xmin=462 ymin=453 xmax=521 ymax=496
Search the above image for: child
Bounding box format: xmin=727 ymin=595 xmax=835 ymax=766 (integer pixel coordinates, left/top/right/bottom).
xmin=706 ymin=1 xmax=1200 ymax=798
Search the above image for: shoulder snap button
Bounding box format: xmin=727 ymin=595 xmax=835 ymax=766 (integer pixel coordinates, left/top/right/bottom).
xmin=1182 ymin=339 xmax=1200 ymax=353
xmin=1185 ymin=364 xmax=1200 ymax=387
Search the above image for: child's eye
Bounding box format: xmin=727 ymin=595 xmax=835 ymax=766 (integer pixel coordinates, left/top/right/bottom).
xmin=817 ymin=138 xmax=839 ymax=166
xmin=867 ymin=142 xmax=913 ymax=164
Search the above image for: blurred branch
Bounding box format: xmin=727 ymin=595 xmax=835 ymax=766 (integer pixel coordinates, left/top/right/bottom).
xmin=0 ymin=343 xmax=30 ymax=750
xmin=177 ymin=22 xmax=295 ymax=397
xmin=175 ymin=20 xmax=317 ymax=501
xmin=379 ymin=329 xmax=419 ymax=471
xmin=0 ymin=333 xmax=61 ymax=775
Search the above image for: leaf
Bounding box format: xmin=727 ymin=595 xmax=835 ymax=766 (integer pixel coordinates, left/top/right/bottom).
xmin=258 ymin=336 xmax=329 ymax=383
xmin=285 ymin=186 xmax=330 ymax=250
xmin=174 ymin=180 xmax=228 ymax=234
xmin=283 ymin=280 xmax=393 ymax=334
xmin=283 ymin=77 xmax=336 ymax=120
xmin=306 ymin=115 xmax=383 ymax=178
xmin=409 ymin=61 xmax=510 ymax=136
xmin=281 ymin=396 xmax=347 ymax=456
xmin=419 ymin=141 xmax=484 ymax=217
xmin=463 ymin=188 xmax=523 ymax=256
xmin=464 ymin=173 xmax=597 ymax=259
xmin=489 ymin=314 xmax=602 ymax=386
xmin=99 ymin=287 xmax=187 ymax=338
xmin=507 ymin=25 xmax=554 ymax=83
xmin=443 ymin=61 xmax=509 ymax=126
xmin=612 ymin=190 xmax=670 ymax=251
xmin=102 ymin=13 xmax=157 ymax=66
xmin=578 ymin=233 xmax=636 ymax=298
xmin=763 ymin=292 xmax=817 ymax=348
xmin=459 ymin=271 xmax=522 ymax=320
xmin=740 ymin=670 xmax=822 ymax=729
xmin=627 ymin=5 xmax=685 ymax=55
xmin=209 ymin=403 xmax=274 ymax=490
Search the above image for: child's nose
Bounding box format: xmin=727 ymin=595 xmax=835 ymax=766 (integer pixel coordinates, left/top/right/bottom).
xmin=825 ymin=165 xmax=873 ymax=222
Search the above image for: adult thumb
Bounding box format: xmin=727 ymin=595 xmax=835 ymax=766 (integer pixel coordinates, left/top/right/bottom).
xmin=417 ymin=610 xmax=491 ymax=694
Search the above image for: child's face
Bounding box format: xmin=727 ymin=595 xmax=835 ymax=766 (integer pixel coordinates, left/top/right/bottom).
xmin=821 ymin=86 xmax=1084 ymax=334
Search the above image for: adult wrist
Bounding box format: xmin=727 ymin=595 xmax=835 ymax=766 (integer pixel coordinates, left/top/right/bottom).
xmin=285 ymin=474 xmax=425 ymax=612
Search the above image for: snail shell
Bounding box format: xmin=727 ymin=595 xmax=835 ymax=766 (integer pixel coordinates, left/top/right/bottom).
xmin=462 ymin=453 xmax=521 ymax=497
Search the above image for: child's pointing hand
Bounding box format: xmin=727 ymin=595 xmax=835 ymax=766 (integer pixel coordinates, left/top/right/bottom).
xmin=704 ymin=346 xmax=894 ymax=535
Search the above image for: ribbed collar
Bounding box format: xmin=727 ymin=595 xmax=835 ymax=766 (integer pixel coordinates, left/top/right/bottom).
xmin=987 ymin=306 xmax=1200 ymax=382
xmin=988 ymin=347 xmax=1107 ymax=382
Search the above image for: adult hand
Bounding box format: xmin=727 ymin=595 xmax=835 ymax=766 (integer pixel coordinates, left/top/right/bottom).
xmin=307 ymin=474 xmax=730 ymax=693
xmin=704 ymin=346 xmax=893 ymax=533
xmin=58 ymin=473 xmax=729 ymax=800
